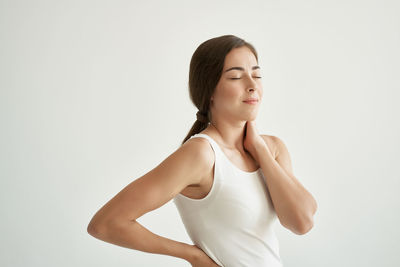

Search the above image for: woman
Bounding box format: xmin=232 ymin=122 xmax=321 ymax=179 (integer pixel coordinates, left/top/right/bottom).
xmin=87 ymin=35 xmax=318 ymax=267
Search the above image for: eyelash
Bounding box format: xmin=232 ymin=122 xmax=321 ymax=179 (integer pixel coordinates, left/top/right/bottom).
xmin=229 ymin=77 xmax=262 ymax=80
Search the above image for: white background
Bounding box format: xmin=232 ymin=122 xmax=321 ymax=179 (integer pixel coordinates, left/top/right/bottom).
xmin=1 ymin=0 xmax=399 ymax=266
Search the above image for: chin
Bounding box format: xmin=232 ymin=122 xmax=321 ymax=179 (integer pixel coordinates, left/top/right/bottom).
xmin=242 ymin=113 xmax=258 ymax=121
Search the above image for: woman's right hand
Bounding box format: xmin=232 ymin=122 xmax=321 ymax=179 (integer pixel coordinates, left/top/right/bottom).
xmin=188 ymin=244 xmax=222 ymax=267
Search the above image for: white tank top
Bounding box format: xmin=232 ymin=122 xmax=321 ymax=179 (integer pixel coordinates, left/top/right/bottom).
xmin=173 ymin=133 xmax=283 ymax=267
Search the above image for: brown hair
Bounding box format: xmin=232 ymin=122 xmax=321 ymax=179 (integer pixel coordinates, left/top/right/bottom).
xmin=181 ymin=34 xmax=258 ymax=145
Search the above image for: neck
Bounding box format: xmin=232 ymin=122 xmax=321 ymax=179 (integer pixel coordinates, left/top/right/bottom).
xmin=207 ymin=119 xmax=247 ymax=152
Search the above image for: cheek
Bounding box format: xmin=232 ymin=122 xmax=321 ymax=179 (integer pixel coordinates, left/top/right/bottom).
xmin=223 ymin=89 xmax=239 ymax=100
xmin=219 ymin=84 xmax=241 ymax=99
xmin=213 ymin=81 xmax=243 ymax=109
xmin=258 ymin=85 xmax=263 ymax=98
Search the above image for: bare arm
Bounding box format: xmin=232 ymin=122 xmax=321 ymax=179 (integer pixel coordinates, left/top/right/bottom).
xmin=258 ymin=135 xmax=317 ymax=235
xmin=88 ymin=219 xmax=195 ymax=262
xmin=87 ymin=138 xmax=215 ymax=263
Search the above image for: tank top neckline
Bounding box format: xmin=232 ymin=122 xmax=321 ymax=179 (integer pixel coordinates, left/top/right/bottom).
xmin=193 ymin=133 xmax=261 ymax=175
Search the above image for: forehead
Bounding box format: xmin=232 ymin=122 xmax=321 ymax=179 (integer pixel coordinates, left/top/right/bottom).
xmin=223 ymin=46 xmax=258 ymax=70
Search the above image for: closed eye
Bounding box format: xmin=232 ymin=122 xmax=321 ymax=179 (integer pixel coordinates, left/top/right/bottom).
xmin=229 ymin=77 xmax=262 ymax=80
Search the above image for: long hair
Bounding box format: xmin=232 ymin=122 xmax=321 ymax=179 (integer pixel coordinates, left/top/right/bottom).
xmin=181 ymin=34 xmax=258 ymax=145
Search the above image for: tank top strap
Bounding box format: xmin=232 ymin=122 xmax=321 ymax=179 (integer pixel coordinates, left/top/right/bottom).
xmin=176 ymin=133 xmax=224 ymax=204
xmin=189 ymin=133 xmax=222 ymax=157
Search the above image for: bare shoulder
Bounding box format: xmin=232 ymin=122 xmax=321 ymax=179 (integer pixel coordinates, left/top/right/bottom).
xmin=182 ymin=135 xmax=214 ymax=158
xmin=181 ymin=136 xmax=215 ymax=184
xmin=261 ymin=134 xmax=296 ymax=180
xmin=260 ymin=134 xmax=279 ymax=159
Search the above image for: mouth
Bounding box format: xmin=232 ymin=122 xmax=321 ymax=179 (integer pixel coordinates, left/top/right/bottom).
xmin=243 ymin=99 xmax=258 ymax=105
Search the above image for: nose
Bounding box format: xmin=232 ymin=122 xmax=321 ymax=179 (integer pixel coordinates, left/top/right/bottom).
xmin=245 ymin=75 xmax=259 ymax=92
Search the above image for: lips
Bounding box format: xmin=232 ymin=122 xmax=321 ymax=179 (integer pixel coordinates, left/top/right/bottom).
xmin=243 ymin=98 xmax=258 ymax=103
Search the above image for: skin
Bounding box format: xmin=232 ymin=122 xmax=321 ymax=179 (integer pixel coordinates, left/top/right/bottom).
xmin=200 ymin=46 xmax=317 ymax=235
xmin=87 ymin=46 xmax=317 ymax=266
xmin=204 ymin=45 xmax=264 ymax=159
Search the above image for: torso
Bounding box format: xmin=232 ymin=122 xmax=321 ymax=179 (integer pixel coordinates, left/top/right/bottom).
xmin=179 ymin=129 xmax=277 ymax=199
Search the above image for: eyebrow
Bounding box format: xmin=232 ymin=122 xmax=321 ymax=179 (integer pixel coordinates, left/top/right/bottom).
xmin=224 ymin=65 xmax=260 ymax=73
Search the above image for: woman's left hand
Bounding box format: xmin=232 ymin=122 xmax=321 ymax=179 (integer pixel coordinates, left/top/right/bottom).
xmin=243 ymin=120 xmax=270 ymax=163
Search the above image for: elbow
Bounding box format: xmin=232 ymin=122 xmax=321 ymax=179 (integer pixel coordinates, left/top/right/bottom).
xmin=294 ymin=196 xmax=318 ymax=235
xmin=87 ymin=217 xmax=132 ymax=239
xmin=281 ymin=211 xmax=315 ymax=235
xmin=87 ymin=217 xmax=117 ymax=239
xmin=87 ymin=220 xmax=108 ymax=238
xmin=293 ymin=216 xmax=314 ymax=235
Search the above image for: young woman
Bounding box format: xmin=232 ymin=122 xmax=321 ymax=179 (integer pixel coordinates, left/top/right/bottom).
xmin=87 ymin=35 xmax=318 ymax=267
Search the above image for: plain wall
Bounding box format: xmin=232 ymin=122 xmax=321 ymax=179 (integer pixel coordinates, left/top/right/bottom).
xmin=1 ymin=0 xmax=399 ymax=266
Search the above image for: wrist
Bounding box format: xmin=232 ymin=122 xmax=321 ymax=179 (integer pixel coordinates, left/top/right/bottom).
xmin=181 ymin=243 xmax=197 ymax=263
xmin=255 ymin=144 xmax=272 ymax=162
